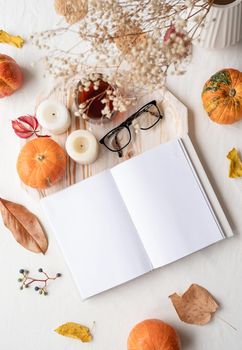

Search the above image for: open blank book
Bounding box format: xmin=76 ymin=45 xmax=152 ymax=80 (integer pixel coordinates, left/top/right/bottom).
xmin=41 ymin=135 xmax=233 ymax=299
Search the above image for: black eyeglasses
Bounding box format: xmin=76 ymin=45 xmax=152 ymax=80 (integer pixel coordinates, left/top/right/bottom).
xmin=99 ymin=100 xmax=163 ymax=157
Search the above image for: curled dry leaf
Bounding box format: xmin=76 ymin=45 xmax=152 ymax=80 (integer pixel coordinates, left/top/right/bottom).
xmin=169 ymin=284 xmax=219 ymax=325
xmin=227 ymin=148 xmax=242 ymax=178
xmin=0 ymin=198 xmax=48 ymax=254
xmin=0 ymin=29 xmax=24 ymax=48
xmin=55 ymin=322 xmax=93 ymax=342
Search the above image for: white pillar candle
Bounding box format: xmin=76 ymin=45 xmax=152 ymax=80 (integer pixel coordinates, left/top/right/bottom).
xmin=36 ymin=99 xmax=71 ymax=135
xmin=66 ymin=130 xmax=99 ymax=164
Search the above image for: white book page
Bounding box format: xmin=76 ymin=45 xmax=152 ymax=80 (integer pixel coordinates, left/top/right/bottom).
xmin=111 ymin=140 xmax=223 ymax=268
xmin=41 ymin=170 xmax=151 ymax=299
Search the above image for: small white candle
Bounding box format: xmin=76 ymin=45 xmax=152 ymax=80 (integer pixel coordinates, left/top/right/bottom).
xmin=36 ymin=99 xmax=71 ymax=135
xmin=66 ymin=130 xmax=99 ymax=164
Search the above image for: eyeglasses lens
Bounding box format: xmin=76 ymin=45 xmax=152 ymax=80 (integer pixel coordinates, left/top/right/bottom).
xmin=138 ymin=104 xmax=160 ymax=130
xmin=104 ymin=127 xmax=131 ymax=152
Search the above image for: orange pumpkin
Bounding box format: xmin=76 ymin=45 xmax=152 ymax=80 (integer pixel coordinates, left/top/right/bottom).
xmin=0 ymin=54 xmax=23 ymax=98
xmin=17 ymin=138 xmax=66 ymax=189
xmin=128 ymin=319 xmax=181 ymax=350
xmin=202 ymin=68 xmax=242 ymax=124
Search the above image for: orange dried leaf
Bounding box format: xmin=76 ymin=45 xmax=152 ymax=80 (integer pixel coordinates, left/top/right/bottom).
xmin=227 ymin=148 xmax=242 ymax=178
xmin=0 ymin=198 xmax=48 ymax=254
xmin=169 ymin=284 xmax=219 ymax=325
xmin=55 ymin=322 xmax=93 ymax=342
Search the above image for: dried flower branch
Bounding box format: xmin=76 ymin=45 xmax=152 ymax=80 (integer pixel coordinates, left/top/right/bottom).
xmin=31 ymin=0 xmax=214 ymax=119
xmin=18 ymin=268 xmax=61 ymax=295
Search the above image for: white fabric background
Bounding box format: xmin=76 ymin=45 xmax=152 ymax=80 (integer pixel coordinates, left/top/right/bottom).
xmin=0 ymin=1 xmax=242 ymax=349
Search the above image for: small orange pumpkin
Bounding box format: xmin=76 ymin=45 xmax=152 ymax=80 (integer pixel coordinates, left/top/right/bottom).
xmin=0 ymin=54 xmax=23 ymax=98
xmin=202 ymin=68 xmax=242 ymax=124
xmin=17 ymin=138 xmax=66 ymax=189
xmin=128 ymin=319 xmax=181 ymax=350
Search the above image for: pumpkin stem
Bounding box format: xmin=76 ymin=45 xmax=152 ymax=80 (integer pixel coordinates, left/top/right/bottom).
xmin=37 ymin=154 xmax=45 ymax=162
xmin=229 ymin=88 xmax=236 ymax=97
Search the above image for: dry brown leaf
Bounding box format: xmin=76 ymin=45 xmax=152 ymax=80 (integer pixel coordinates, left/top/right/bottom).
xmin=55 ymin=322 xmax=93 ymax=342
xmin=169 ymin=284 xmax=219 ymax=325
xmin=0 ymin=198 xmax=48 ymax=254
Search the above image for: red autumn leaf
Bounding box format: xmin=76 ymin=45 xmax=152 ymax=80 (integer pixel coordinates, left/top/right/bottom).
xmin=12 ymin=115 xmax=50 ymax=139
xmin=12 ymin=120 xmax=29 ymax=132
xmin=12 ymin=115 xmax=39 ymax=139
xmin=18 ymin=115 xmax=39 ymax=130
xmin=11 ymin=120 xmax=34 ymax=138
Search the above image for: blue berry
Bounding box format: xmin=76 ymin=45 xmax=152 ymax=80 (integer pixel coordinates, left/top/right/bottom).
xmin=38 ymin=268 xmax=43 ymax=273
xmin=19 ymin=269 xmax=24 ymax=274
xmin=35 ymin=286 xmax=39 ymax=291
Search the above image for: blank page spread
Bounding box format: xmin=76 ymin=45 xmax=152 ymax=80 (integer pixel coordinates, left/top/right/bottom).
xmin=41 ymin=171 xmax=151 ymax=299
xmin=111 ymin=139 xmax=224 ymax=268
xmin=41 ymin=137 xmax=227 ymax=299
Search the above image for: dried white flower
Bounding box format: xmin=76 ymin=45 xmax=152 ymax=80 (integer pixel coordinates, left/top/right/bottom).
xmin=32 ymin=0 xmax=212 ymax=109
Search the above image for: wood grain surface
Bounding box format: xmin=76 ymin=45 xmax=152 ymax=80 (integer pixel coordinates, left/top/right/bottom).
xmin=22 ymin=88 xmax=188 ymax=199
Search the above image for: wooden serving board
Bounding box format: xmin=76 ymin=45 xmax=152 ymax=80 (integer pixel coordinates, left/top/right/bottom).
xmin=22 ymin=88 xmax=188 ymax=199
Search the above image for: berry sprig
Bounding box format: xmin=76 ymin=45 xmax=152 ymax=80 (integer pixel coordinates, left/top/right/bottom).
xmin=18 ymin=268 xmax=61 ymax=295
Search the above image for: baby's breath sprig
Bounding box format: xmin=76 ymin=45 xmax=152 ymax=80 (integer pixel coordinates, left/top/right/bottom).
xmin=18 ymin=268 xmax=62 ymax=296
xmin=31 ymin=0 xmax=214 ymax=110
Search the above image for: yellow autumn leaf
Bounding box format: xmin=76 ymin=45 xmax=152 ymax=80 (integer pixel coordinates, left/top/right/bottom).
xmin=55 ymin=322 xmax=93 ymax=342
xmin=227 ymin=148 xmax=242 ymax=178
xmin=0 ymin=30 xmax=24 ymax=48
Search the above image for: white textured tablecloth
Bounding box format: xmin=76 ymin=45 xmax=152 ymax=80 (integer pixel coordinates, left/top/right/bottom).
xmin=0 ymin=1 xmax=242 ymax=349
